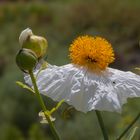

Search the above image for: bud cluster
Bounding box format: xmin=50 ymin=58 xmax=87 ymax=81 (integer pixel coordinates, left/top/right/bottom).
xmin=16 ymin=28 xmax=48 ymax=72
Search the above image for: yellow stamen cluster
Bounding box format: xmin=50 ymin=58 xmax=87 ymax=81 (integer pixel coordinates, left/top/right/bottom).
xmin=69 ymin=35 xmax=115 ymax=72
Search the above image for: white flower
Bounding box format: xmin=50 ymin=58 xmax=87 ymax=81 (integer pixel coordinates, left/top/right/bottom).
xmin=19 ymin=28 xmax=33 ymax=46
xmin=24 ymin=35 xmax=140 ymax=113
xmin=25 ymin=63 xmax=140 ymax=113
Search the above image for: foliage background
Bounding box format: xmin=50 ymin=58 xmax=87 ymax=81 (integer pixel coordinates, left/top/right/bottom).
xmin=0 ymin=0 xmax=140 ymax=139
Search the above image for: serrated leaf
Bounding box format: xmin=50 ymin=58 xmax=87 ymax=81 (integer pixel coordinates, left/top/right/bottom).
xmin=16 ymin=81 xmax=35 ymax=94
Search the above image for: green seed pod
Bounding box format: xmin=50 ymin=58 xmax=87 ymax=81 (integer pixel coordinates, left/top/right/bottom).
xmin=16 ymin=48 xmax=38 ymax=72
xmin=22 ymin=35 xmax=48 ymax=59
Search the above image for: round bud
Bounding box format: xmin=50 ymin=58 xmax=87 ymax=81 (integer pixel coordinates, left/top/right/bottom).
xmin=16 ymin=48 xmax=38 ymax=72
xmin=22 ymin=35 xmax=48 ymax=59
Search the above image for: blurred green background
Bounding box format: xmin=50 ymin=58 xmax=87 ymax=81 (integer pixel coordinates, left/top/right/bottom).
xmin=0 ymin=0 xmax=140 ymax=140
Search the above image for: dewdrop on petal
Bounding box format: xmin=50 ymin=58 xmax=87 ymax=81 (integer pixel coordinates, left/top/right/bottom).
xmin=25 ymin=35 xmax=140 ymax=113
xmin=19 ymin=28 xmax=48 ymax=59
xmin=39 ymin=111 xmax=55 ymax=124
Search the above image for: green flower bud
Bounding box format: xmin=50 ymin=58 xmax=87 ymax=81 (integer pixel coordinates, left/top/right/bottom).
xmin=16 ymin=48 xmax=38 ymax=72
xmin=19 ymin=28 xmax=47 ymax=59
xmin=23 ymin=35 xmax=47 ymax=59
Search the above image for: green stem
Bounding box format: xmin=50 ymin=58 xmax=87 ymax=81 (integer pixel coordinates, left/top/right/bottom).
xmin=116 ymin=112 xmax=140 ymax=140
xmin=29 ymin=70 xmax=61 ymax=140
xmin=95 ymin=110 xmax=109 ymax=140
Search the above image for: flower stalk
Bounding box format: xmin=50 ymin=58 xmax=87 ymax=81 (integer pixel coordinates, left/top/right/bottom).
xmin=29 ymin=70 xmax=61 ymax=140
xmin=116 ymin=112 xmax=140 ymax=140
xmin=95 ymin=110 xmax=109 ymax=140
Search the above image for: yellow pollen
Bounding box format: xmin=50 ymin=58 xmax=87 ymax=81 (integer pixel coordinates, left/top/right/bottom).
xmin=69 ymin=35 xmax=115 ymax=72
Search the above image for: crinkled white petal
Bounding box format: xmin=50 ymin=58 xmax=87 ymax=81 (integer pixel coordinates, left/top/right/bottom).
xmin=19 ymin=28 xmax=33 ymax=46
xmin=25 ymin=64 xmax=140 ymax=113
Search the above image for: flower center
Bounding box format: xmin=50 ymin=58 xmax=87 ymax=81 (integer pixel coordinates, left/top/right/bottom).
xmin=86 ymin=56 xmax=97 ymax=63
xmin=69 ymin=35 xmax=115 ymax=72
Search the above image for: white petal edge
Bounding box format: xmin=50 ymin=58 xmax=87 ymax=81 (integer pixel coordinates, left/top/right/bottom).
xmin=25 ymin=64 xmax=140 ymax=113
xmin=19 ymin=28 xmax=33 ymax=46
